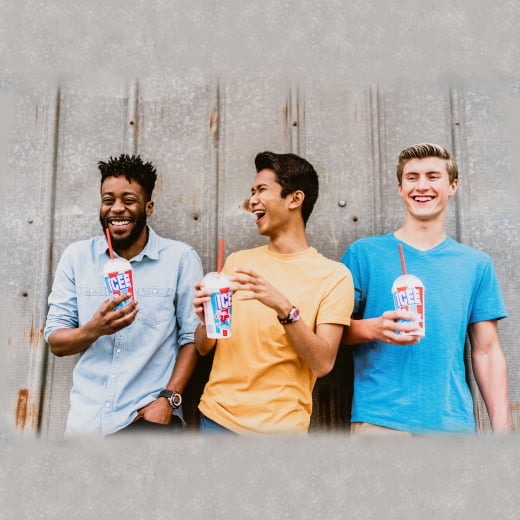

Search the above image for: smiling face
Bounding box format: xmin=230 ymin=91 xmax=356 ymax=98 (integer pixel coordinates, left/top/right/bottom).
xmin=99 ymin=175 xmax=153 ymax=256
xmin=399 ymin=157 xmax=458 ymax=223
xmin=249 ymin=168 xmax=293 ymax=238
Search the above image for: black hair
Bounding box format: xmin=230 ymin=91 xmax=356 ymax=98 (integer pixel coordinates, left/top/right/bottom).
xmin=98 ymin=154 xmax=157 ymax=200
xmin=254 ymin=151 xmax=319 ymax=224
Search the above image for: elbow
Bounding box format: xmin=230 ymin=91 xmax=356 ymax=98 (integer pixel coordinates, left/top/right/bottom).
xmin=195 ymin=341 xmax=216 ymax=357
xmin=313 ymin=356 xmax=336 ymax=378
xmin=49 ymin=343 xmax=65 ymax=357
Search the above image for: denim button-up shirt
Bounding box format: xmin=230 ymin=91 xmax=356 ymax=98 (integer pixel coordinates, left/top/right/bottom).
xmin=44 ymin=227 xmax=203 ymax=436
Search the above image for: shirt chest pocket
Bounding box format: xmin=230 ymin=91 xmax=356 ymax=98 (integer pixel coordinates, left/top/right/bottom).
xmin=135 ymin=287 xmax=175 ymax=327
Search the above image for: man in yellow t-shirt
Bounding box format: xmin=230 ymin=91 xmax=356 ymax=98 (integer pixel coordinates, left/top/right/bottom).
xmin=194 ymin=151 xmax=354 ymax=434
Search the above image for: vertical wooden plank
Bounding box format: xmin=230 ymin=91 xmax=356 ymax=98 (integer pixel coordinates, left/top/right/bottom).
xmin=0 ymin=79 xmax=59 ymax=438
xmin=136 ymin=78 xmax=217 ymax=272
xmin=300 ymin=83 xmax=377 ymax=261
xmin=452 ymin=80 xmax=520 ymax=432
xmin=40 ymin=78 xmax=133 ymax=438
xmin=377 ymin=83 xmax=458 ymax=237
xmin=217 ymin=79 xmax=292 ymax=255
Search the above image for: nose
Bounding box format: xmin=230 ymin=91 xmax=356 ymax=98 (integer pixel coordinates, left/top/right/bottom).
xmin=111 ymin=198 xmax=125 ymax=212
xmin=417 ymin=176 xmax=429 ymax=189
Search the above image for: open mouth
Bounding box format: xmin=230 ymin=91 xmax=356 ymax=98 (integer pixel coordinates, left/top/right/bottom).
xmin=412 ymin=196 xmax=434 ymax=203
xmin=253 ymin=210 xmax=266 ymax=224
xmin=108 ymin=218 xmax=133 ymax=232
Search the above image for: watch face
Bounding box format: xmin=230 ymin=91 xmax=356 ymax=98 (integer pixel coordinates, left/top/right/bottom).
xmin=171 ymin=392 xmax=182 ymax=408
xmin=289 ymin=307 xmax=300 ymax=322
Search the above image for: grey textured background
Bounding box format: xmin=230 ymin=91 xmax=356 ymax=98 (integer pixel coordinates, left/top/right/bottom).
xmin=1 ymin=1 xmax=520 ymax=517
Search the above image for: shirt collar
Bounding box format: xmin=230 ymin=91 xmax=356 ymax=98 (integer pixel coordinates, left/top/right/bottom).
xmin=96 ymin=226 xmax=159 ymax=262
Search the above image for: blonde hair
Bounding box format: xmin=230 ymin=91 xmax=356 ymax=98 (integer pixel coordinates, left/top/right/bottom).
xmin=396 ymin=143 xmax=458 ymax=185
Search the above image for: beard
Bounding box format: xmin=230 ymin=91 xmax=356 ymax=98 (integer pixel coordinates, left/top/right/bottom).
xmin=100 ymin=213 xmax=148 ymax=253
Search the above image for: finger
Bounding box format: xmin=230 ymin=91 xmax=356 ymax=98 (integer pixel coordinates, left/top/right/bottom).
xmin=384 ymin=309 xmax=417 ymax=321
xmin=109 ymin=299 xmax=138 ymax=319
xmin=389 ymin=320 xmax=419 ymax=333
xmin=386 ymin=332 xmax=419 ymax=345
xmin=232 ymin=267 xmax=260 ymax=278
xmin=194 ymin=281 xmax=204 ymax=290
xmin=112 ymin=292 xmax=133 ymax=304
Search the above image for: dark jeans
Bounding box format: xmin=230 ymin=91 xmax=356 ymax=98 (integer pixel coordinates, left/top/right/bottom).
xmin=113 ymin=415 xmax=185 ymax=435
xmin=199 ymin=413 xmax=235 ymax=434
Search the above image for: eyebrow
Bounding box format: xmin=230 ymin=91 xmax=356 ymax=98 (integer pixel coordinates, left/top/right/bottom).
xmin=251 ymin=183 xmax=269 ymax=193
xmin=404 ymin=170 xmax=443 ymax=175
xmin=101 ymin=191 xmax=139 ymax=197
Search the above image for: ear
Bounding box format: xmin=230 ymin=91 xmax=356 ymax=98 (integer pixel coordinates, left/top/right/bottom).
xmin=448 ymin=179 xmax=458 ymax=197
xmin=288 ymin=190 xmax=305 ymax=209
xmin=146 ymin=200 xmax=154 ymax=216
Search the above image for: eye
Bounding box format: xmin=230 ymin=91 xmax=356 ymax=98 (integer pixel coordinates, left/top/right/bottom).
xmin=124 ymin=198 xmax=137 ymax=204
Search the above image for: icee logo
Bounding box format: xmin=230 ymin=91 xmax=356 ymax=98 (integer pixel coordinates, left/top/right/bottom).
xmin=393 ymin=286 xmax=421 ymax=308
xmin=106 ymin=271 xmax=132 ymax=292
xmin=104 ymin=269 xmax=134 ymax=309
xmin=214 ymin=291 xmax=231 ymax=311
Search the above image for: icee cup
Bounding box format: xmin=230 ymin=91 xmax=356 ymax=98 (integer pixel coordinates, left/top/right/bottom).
xmin=391 ymin=273 xmax=425 ymax=337
xmin=202 ymin=272 xmax=232 ymax=339
xmin=103 ymin=257 xmax=135 ymax=310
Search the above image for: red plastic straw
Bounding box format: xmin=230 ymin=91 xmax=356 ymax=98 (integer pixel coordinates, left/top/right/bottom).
xmin=398 ymin=244 xmax=407 ymax=275
xmin=105 ymin=228 xmax=114 ymax=260
xmin=217 ymin=238 xmax=224 ymax=274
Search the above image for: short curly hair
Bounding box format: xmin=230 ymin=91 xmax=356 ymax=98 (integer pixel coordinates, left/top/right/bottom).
xmin=98 ymin=154 xmax=157 ymax=200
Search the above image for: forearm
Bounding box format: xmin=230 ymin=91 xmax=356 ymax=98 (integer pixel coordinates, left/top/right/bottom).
xmin=472 ymin=347 xmax=510 ymax=432
xmin=48 ymin=324 xmax=100 ymax=357
xmin=342 ymin=318 xmax=377 ymax=345
xmin=342 ymin=313 xmax=420 ymax=346
xmin=165 ymin=342 xmax=199 ymax=393
xmin=194 ymin=323 xmax=217 ymax=356
xmin=283 ymin=320 xmax=343 ymax=378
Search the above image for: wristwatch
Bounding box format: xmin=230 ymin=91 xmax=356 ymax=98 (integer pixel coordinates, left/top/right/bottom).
xmin=277 ymin=306 xmax=301 ymax=325
xmin=158 ymin=389 xmax=183 ymax=410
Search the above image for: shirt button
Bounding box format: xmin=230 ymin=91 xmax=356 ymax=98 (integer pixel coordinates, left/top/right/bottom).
xmin=116 ymin=349 xmax=121 ymax=353
xmin=111 ymin=374 xmax=116 ymax=379
xmin=105 ymin=402 xmax=110 ymax=408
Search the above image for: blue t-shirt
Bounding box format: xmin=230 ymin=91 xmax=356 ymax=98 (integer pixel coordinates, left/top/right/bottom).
xmin=340 ymin=233 xmax=507 ymax=434
xmin=45 ymin=227 xmax=204 ymax=436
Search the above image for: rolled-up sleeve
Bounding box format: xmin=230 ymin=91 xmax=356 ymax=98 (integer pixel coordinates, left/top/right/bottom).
xmin=174 ymin=247 xmax=204 ymax=348
xmin=44 ymin=246 xmax=79 ymax=342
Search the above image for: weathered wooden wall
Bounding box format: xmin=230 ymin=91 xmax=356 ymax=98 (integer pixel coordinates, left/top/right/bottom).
xmin=2 ymin=75 xmax=518 ymax=438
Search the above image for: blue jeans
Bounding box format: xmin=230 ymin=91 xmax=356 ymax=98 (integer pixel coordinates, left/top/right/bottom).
xmin=200 ymin=413 xmax=235 ymax=434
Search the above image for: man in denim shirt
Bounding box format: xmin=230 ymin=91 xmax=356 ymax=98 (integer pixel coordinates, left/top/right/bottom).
xmin=45 ymin=154 xmax=203 ymax=436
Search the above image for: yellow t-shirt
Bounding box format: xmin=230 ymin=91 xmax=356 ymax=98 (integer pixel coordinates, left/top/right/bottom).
xmin=198 ymin=245 xmax=354 ymax=434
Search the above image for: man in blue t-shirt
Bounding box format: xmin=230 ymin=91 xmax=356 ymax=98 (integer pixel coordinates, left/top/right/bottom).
xmin=340 ymin=143 xmax=509 ymax=435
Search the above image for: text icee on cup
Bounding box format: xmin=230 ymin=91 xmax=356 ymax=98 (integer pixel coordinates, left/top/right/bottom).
xmin=103 ymin=257 xmax=135 ymax=310
xmin=391 ymin=274 xmax=425 ymax=337
xmin=202 ymin=272 xmax=232 ymax=339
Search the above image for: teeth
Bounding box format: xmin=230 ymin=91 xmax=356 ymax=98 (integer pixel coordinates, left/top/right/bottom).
xmin=111 ymin=220 xmax=130 ymax=226
xmin=414 ymin=197 xmax=433 ymax=202
xmin=253 ymin=210 xmax=265 ymax=217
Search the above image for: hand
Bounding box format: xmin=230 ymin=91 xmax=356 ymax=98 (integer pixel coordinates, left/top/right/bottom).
xmin=372 ymin=310 xmax=421 ymax=345
xmin=193 ymin=280 xmax=212 ymax=325
xmin=230 ymin=267 xmax=290 ymax=316
xmin=86 ymin=293 xmax=138 ymax=338
xmin=135 ymin=398 xmax=173 ymax=425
